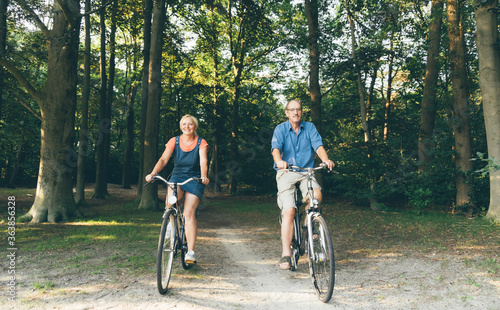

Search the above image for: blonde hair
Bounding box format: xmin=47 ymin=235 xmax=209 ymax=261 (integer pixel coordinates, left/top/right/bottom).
xmin=179 ymin=114 xmax=198 ymax=135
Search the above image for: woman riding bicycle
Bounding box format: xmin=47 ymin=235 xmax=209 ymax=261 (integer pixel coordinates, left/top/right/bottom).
xmin=271 ymin=100 xmax=334 ymax=270
xmin=146 ymin=114 xmax=209 ymax=264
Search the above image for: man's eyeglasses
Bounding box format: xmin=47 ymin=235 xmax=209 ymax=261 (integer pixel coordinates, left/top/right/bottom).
xmin=286 ymin=108 xmax=302 ymax=112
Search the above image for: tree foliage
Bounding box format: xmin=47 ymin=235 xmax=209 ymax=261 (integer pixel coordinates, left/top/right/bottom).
xmin=0 ymin=0 xmax=497 ymax=220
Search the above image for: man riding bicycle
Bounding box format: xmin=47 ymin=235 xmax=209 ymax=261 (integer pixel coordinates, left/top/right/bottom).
xmin=271 ymin=100 xmax=335 ymax=270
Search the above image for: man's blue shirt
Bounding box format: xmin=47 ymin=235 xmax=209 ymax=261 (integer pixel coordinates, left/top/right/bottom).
xmin=271 ymin=121 xmax=323 ymax=170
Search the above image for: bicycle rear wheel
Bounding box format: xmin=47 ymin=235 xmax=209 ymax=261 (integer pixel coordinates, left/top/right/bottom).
xmin=157 ymin=210 xmax=176 ymax=295
xmin=307 ymin=215 xmax=335 ymax=303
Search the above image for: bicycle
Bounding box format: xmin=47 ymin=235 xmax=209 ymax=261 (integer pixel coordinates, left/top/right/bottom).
xmin=145 ymin=175 xmax=202 ymax=295
xmin=281 ymin=163 xmax=335 ymax=303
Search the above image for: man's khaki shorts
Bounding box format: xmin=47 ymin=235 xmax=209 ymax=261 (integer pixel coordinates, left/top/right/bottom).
xmin=276 ymin=170 xmax=321 ymax=215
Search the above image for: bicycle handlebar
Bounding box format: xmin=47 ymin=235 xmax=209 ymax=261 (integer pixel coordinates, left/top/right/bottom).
xmin=282 ymin=163 xmax=338 ymax=174
xmin=144 ymin=175 xmax=202 ymax=187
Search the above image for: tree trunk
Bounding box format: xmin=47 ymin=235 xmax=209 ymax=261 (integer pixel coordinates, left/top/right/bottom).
xmin=137 ymin=0 xmax=153 ymax=199
xmin=227 ymin=0 xmax=245 ymax=195
xmin=104 ymin=0 xmax=118 ymax=188
xmin=369 ymin=63 xmax=381 ymax=139
xmin=0 ymin=0 xmax=7 ymax=121
xmin=475 ymin=0 xmax=500 ymax=221
xmin=345 ymin=1 xmax=380 ymax=210
xmin=75 ymin=0 xmax=92 ymax=206
xmin=229 ymin=64 xmax=242 ymax=194
xmin=418 ymin=0 xmax=443 ymax=172
xmin=208 ymin=4 xmax=222 ymax=193
xmin=448 ymin=0 xmax=472 ymax=210
xmin=7 ymin=131 xmax=23 ymax=186
xmin=138 ymin=0 xmax=166 ymax=210
xmin=11 ymin=0 xmax=81 ymax=223
xmin=122 ymin=84 xmax=137 ymax=189
xmin=346 ymin=4 xmax=370 ymax=143
xmin=94 ymin=6 xmax=108 ymax=199
xmin=305 ymin=0 xmax=322 ymax=134
xmin=384 ymin=35 xmax=394 ymax=140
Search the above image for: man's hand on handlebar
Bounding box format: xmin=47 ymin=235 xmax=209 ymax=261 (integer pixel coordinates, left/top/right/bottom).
xmin=322 ymin=160 xmax=335 ymax=171
xmin=276 ymin=160 xmax=289 ymax=170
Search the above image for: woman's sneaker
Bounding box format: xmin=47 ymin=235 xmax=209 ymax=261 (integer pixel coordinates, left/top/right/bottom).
xmin=185 ymin=250 xmax=196 ymax=264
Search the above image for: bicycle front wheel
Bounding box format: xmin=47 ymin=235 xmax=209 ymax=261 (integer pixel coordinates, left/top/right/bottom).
xmin=157 ymin=210 xmax=176 ymax=295
xmin=307 ymin=215 xmax=335 ymax=303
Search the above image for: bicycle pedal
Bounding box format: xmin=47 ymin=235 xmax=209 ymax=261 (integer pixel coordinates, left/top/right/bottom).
xmin=185 ymin=260 xmax=196 ymax=265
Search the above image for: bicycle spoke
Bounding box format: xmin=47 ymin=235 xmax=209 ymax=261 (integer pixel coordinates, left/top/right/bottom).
xmin=157 ymin=210 xmax=176 ymax=295
xmin=308 ymin=215 xmax=335 ymax=303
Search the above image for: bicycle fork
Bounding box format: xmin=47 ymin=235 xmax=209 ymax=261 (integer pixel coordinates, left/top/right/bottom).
xmin=306 ymin=211 xmax=327 ymax=263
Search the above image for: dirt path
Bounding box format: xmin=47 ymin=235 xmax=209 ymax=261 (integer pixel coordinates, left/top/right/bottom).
xmin=5 ymin=195 xmax=500 ymax=310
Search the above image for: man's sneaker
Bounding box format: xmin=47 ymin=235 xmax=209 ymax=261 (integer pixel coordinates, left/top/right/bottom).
xmin=185 ymin=250 xmax=196 ymax=264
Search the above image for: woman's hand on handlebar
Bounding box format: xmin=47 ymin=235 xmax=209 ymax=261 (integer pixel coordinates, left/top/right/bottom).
xmin=145 ymin=173 xmax=156 ymax=183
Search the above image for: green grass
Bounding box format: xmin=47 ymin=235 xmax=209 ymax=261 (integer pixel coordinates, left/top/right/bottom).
xmin=33 ymin=280 xmax=56 ymax=291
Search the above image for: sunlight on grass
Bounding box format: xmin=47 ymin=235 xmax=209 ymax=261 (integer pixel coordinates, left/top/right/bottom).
xmin=65 ymin=234 xmax=117 ymax=241
xmin=70 ymin=220 xmax=134 ymax=226
xmin=347 ymin=249 xmax=403 ymax=258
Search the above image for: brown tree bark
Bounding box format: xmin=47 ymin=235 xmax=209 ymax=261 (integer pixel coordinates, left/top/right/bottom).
xmin=138 ymin=0 xmax=166 ymax=210
xmin=418 ymin=0 xmax=443 ymax=172
xmin=104 ymin=0 xmax=118 ymax=190
xmin=475 ymin=0 xmax=500 ymax=221
xmin=122 ymin=83 xmax=137 ymax=189
xmin=0 ymin=0 xmax=7 ymax=122
xmin=447 ymin=0 xmax=472 ymax=210
xmin=227 ymin=0 xmax=244 ymax=194
xmin=305 ymin=0 xmax=322 ymax=134
xmin=383 ymin=36 xmax=394 ymax=140
xmin=75 ymin=0 xmax=92 ymax=206
xmin=0 ymin=0 xmax=81 ymax=222
xmin=94 ymin=5 xmax=109 ymax=199
xmin=208 ymin=3 xmax=222 ymax=193
xmin=137 ymin=0 xmax=153 ymax=199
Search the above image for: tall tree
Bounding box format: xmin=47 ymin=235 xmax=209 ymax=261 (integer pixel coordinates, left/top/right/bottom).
xmin=75 ymin=0 xmax=92 ymax=206
xmin=121 ymin=81 xmax=137 ymax=189
xmin=203 ymin=1 xmax=224 ymax=193
xmin=104 ymin=0 xmax=118 ymax=190
xmin=383 ymin=34 xmax=394 ymax=140
xmin=138 ymin=0 xmax=166 ymax=210
xmin=345 ymin=0 xmax=370 ymax=143
xmin=0 ymin=0 xmax=81 ymax=222
xmin=136 ymin=0 xmax=153 ymax=198
xmin=305 ymin=0 xmax=322 ymax=134
xmin=225 ymin=0 xmax=279 ymax=194
xmin=475 ymin=0 xmax=500 ymax=221
xmin=227 ymin=0 xmax=244 ymax=194
xmin=94 ymin=2 xmax=109 ymax=198
xmin=418 ymin=0 xmax=444 ymax=172
xmin=0 ymin=0 xmax=7 ymax=122
xmin=447 ymin=0 xmax=472 ymax=209
xmin=344 ymin=0 xmax=382 ymax=211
